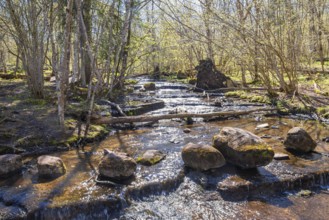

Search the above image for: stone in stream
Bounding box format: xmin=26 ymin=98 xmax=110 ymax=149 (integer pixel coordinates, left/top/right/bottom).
xmin=0 ymin=154 xmax=22 ymax=177
xmin=256 ymin=123 xmax=270 ymax=129
xmin=213 ymin=127 xmax=274 ymax=169
xmin=98 ymin=150 xmax=136 ymax=180
xmin=143 ymin=82 xmax=156 ymax=91
xmin=274 ymin=152 xmax=290 ymax=160
xmin=136 ymin=150 xmax=166 ymax=166
xmin=322 ymin=137 xmax=329 ymax=142
xmin=181 ymin=143 xmax=226 ymax=171
xmin=183 ymin=128 xmax=192 ymax=133
xmin=37 ymin=155 xmax=66 ymax=178
xmin=283 ymin=127 xmax=317 ymax=153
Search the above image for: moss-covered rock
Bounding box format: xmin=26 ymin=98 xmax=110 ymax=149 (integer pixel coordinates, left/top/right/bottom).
xmin=182 ymin=143 xmax=226 ymax=171
xmin=213 ymin=127 xmax=274 ymax=169
xmin=136 ymin=150 xmax=166 ymax=166
xmin=143 ymin=82 xmax=156 ymax=91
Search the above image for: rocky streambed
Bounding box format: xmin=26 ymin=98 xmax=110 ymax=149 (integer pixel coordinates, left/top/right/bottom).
xmin=1 ymin=78 xmax=329 ymax=219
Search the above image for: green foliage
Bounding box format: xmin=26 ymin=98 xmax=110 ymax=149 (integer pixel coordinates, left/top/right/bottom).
xmin=24 ymin=98 xmax=47 ymax=106
xmin=317 ymin=106 xmax=329 ymax=118
xmin=125 ymin=79 xmax=138 ymax=85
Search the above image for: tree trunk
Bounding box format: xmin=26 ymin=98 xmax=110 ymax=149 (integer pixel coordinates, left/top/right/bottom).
xmin=94 ymin=108 xmax=276 ymax=125
xmin=57 ymin=0 xmax=74 ymax=130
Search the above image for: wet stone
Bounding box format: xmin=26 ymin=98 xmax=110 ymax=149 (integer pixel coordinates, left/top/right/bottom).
xmin=284 ymin=127 xmax=317 ymax=153
xmin=0 ymin=202 xmax=26 ymax=220
xmin=143 ymin=82 xmax=156 ymax=91
xmin=37 ymin=155 xmax=66 ymax=178
xmin=322 ymin=137 xmax=329 ymax=143
xmin=256 ymin=123 xmax=269 ymax=129
xmin=183 ymin=128 xmax=192 ymax=133
xmin=261 ymin=134 xmax=272 ymax=139
xmin=274 ymin=152 xmax=290 ymax=160
xmin=181 ymin=143 xmax=226 ymax=171
xmin=98 ymin=150 xmax=136 ymax=180
xmin=213 ymin=127 xmax=274 ymax=169
xmin=136 ymin=150 xmax=166 ymax=166
xmin=0 ymin=154 xmax=22 ymax=177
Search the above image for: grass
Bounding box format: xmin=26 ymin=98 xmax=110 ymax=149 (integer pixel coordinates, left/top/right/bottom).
xmin=225 ymin=91 xmax=271 ymax=104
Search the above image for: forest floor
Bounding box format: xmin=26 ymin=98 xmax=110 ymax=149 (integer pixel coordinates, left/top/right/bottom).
xmin=0 ymin=72 xmax=329 ymax=155
xmin=0 ymin=78 xmax=109 ymax=155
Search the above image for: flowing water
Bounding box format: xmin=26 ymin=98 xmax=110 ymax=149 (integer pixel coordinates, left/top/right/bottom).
xmin=1 ymin=77 xmax=329 ymax=219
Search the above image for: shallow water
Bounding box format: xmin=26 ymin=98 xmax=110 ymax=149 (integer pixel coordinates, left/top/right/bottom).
xmin=1 ymin=78 xmax=329 ymax=219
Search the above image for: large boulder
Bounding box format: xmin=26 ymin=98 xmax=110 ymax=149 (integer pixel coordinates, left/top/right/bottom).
xmin=195 ymin=59 xmax=230 ymax=90
xmin=0 ymin=154 xmax=22 ymax=176
xmin=136 ymin=150 xmax=166 ymax=166
xmin=181 ymin=143 xmax=226 ymax=171
xmin=37 ymin=155 xmax=66 ymax=178
xmin=98 ymin=150 xmax=137 ymax=180
xmin=284 ymin=127 xmax=317 ymax=153
xmin=213 ymin=127 xmax=274 ymax=169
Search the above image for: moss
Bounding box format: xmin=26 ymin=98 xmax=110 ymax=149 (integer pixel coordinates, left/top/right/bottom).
xmin=64 ymin=118 xmax=78 ymax=130
xmin=317 ymin=106 xmax=329 ymax=118
xmin=86 ymin=125 xmax=108 ymax=139
xmin=125 ymin=79 xmax=138 ymax=85
xmin=250 ymin=95 xmax=271 ymax=104
xmin=65 ymin=134 xmax=80 ymax=144
xmin=136 ymin=155 xmax=163 ymax=165
xmin=238 ymin=144 xmax=272 ymax=152
xmin=276 ymin=100 xmax=290 ymax=114
xmin=24 ymin=98 xmax=47 ymax=106
xmin=225 ymin=91 xmax=244 ymax=98
xmin=225 ymin=91 xmax=270 ymax=104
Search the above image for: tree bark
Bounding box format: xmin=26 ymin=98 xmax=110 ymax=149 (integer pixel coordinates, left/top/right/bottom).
xmin=57 ymin=0 xmax=74 ymax=130
xmin=94 ymin=108 xmax=276 ymax=124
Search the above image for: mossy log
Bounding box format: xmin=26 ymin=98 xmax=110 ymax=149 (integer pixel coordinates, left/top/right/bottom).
xmin=94 ymin=108 xmax=276 ymax=125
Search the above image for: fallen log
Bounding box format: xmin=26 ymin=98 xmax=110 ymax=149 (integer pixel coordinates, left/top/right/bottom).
xmin=94 ymin=107 xmax=277 ymax=125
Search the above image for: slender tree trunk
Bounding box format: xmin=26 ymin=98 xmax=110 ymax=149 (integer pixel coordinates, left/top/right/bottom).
xmin=57 ymin=0 xmax=74 ymax=130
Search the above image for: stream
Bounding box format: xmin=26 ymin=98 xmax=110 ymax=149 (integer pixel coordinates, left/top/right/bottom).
xmin=1 ymin=77 xmax=329 ymax=219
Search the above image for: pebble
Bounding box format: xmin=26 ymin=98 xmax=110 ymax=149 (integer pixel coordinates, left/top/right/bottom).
xmin=256 ymin=123 xmax=270 ymax=129
xmin=183 ymin=128 xmax=191 ymax=133
xmin=170 ymin=138 xmax=180 ymax=144
xmin=261 ymin=134 xmax=272 ymax=139
xmin=322 ymin=137 xmax=329 ymax=142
